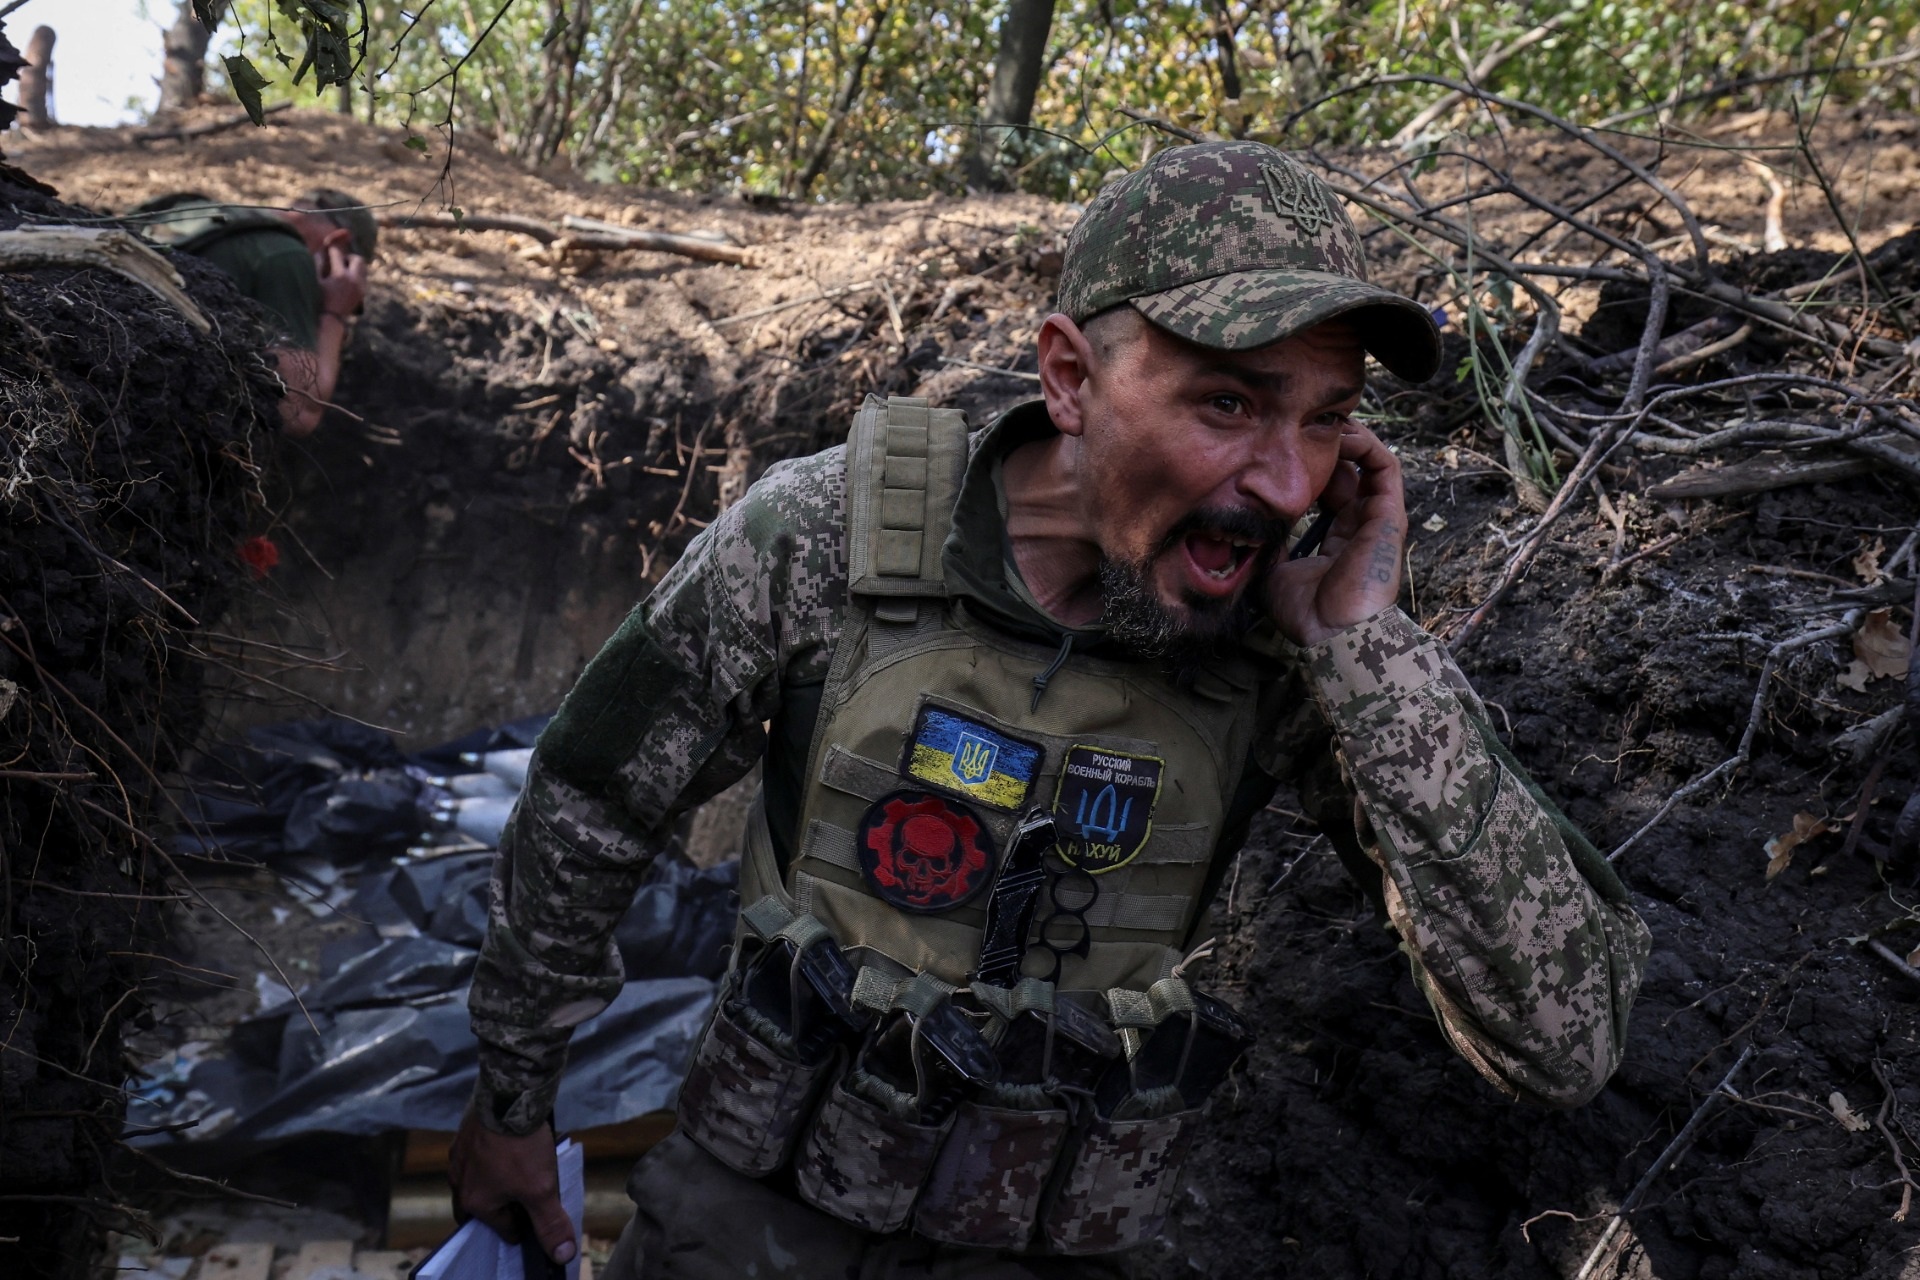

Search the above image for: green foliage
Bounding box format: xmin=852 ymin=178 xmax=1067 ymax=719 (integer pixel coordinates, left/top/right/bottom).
xmin=208 ymin=0 xmax=1920 ymax=200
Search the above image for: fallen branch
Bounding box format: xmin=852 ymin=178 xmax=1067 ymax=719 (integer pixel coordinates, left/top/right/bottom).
xmin=131 ymin=101 xmax=292 ymax=144
xmin=1572 ymin=1046 xmax=1754 ymax=1280
xmin=1608 ymin=613 xmax=1861 ymax=862
xmin=1865 ymin=940 xmax=1920 ymax=993
xmin=1648 ymin=453 xmax=1870 ymax=500
xmin=1448 ymin=418 xmax=1627 ymax=652
xmin=1871 ymin=1059 xmax=1916 ymax=1223
xmin=557 ymin=215 xmax=754 ymax=265
xmin=712 ymin=279 xmax=880 ymax=327
xmin=383 ymin=211 xmax=562 ymax=241
xmin=381 ymin=212 xmax=755 ymax=265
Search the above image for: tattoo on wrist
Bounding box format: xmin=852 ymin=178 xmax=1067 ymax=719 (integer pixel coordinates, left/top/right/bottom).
xmin=1368 ymin=526 xmax=1401 ymax=586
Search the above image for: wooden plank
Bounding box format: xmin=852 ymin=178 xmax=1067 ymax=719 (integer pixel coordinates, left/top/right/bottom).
xmin=401 ymin=1112 xmax=677 ymax=1175
xmin=196 ymin=1243 xmax=274 ymax=1280
xmin=286 ymin=1241 xmax=354 ymax=1280
xmin=350 ymin=1252 xmax=414 ymax=1280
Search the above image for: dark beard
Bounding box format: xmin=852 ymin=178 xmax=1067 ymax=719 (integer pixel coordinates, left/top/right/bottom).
xmin=1097 ymin=507 xmax=1286 ymax=668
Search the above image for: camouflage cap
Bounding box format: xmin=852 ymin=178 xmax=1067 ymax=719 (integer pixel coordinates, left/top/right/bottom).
xmin=1059 ymin=141 xmax=1440 ymax=381
xmin=294 ymin=188 xmax=378 ymax=262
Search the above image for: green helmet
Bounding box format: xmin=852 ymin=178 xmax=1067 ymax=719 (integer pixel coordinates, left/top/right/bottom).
xmin=1058 ymin=141 xmax=1441 ymax=381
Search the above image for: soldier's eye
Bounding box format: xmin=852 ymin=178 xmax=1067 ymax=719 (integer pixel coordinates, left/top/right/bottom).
xmin=1208 ymin=394 xmax=1246 ymax=416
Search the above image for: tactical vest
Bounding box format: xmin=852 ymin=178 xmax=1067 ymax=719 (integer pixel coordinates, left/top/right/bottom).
xmin=679 ymin=396 xmax=1265 ymax=1255
xmin=126 ymin=194 xmax=300 ymax=257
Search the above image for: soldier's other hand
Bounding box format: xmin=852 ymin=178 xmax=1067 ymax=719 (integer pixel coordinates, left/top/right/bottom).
xmin=1263 ymin=421 xmax=1406 ymax=648
xmin=446 ymin=1105 xmax=577 ymax=1266
xmin=315 ymin=244 xmax=368 ymax=319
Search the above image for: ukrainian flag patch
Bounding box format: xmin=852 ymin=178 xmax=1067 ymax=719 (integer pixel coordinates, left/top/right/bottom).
xmin=903 ymin=705 xmax=1042 ymax=811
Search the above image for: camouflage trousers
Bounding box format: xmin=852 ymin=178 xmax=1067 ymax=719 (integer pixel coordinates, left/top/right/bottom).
xmin=600 ymin=1131 xmax=1133 ymax=1280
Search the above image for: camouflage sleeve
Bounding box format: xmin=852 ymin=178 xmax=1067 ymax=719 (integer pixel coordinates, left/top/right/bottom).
xmin=1299 ymin=608 xmax=1651 ymax=1108
xmin=467 ymin=449 xmax=850 ymax=1135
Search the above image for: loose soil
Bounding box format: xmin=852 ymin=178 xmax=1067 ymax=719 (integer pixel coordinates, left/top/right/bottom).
xmin=9 ymin=103 xmax=1920 ymax=1279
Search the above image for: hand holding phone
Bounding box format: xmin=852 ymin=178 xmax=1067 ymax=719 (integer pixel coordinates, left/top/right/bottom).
xmin=1263 ymin=422 xmax=1408 ymax=648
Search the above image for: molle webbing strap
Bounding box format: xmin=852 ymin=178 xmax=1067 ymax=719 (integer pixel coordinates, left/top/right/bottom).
xmin=1105 ymin=977 xmax=1196 ymax=1059
xmin=968 ymin=976 xmax=1056 ymax=1024
xmin=741 ymin=894 xmax=797 ymax=941
xmin=845 ymin=395 xmax=969 ymax=608
xmin=853 ymin=967 xmax=957 ymax=1019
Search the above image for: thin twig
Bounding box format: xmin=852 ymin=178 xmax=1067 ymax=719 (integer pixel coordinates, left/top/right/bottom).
xmin=1609 ymin=614 xmax=1862 ymax=861
xmin=1572 ymin=1046 xmax=1754 ymax=1280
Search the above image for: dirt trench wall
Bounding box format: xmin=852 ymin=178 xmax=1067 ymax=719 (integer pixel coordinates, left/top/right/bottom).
xmin=213 ymin=272 xmax=1040 ymax=746
xmin=0 ymin=169 xmax=277 ymax=1274
xmin=211 ymin=295 xmax=719 ymax=745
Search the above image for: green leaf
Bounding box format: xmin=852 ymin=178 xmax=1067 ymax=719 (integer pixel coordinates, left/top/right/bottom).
xmin=223 ymin=54 xmax=273 ymax=127
xmin=404 ymin=135 xmax=430 ymax=152
xmin=191 ymin=0 xmax=223 ymax=32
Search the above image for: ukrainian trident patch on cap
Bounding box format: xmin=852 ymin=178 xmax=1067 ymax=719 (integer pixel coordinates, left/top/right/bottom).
xmin=858 ymin=790 xmax=997 ymax=914
xmin=1054 ymin=746 xmax=1164 ymax=875
xmin=902 ymin=704 xmax=1042 ymax=811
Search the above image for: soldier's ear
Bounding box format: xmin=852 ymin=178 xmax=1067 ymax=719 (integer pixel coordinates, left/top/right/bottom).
xmin=1037 ymin=313 xmax=1094 ymax=438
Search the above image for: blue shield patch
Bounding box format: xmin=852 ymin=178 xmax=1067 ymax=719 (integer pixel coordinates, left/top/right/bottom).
xmin=1053 ymin=745 xmax=1164 ymax=874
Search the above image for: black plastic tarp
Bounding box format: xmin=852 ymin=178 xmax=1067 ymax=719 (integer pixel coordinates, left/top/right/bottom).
xmin=130 ymin=856 xmax=738 ymax=1146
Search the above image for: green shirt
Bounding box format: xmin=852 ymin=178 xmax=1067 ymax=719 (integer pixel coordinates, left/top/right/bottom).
xmin=193 ymin=224 xmax=322 ymax=351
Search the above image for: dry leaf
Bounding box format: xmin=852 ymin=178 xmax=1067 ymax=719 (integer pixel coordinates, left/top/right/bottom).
xmin=1422 ymin=513 xmax=1448 ymax=532
xmin=1764 ymin=811 xmax=1833 ymax=879
xmin=1853 ymin=536 xmax=1887 ymax=586
xmin=1829 ymin=1091 xmax=1871 ymax=1133
xmin=1908 ymin=942 xmax=1920 ymax=969
xmin=1852 ymin=608 xmax=1910 ymax=681
xmin=1836 ymin=660 xmax=1872 ymax=693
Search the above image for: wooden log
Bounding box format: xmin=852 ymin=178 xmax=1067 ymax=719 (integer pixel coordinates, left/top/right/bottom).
xmin=558 ymin=215 xmax=753 ymax=265
xmin=1648 ymin=452 xmax=1872 ymax=500
xmin=380 ymin=211 xmax=562 ymax=242
xmin=381 ymin=213 xmax=755 ymax=265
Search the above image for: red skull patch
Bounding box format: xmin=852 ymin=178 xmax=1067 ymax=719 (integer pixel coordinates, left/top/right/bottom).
xmin=857 ymin=790 xmax=996 ymax=914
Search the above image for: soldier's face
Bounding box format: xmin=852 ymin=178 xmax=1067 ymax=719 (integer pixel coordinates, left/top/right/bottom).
xmin=1050 ymin=311 xmax=1366 ymax=652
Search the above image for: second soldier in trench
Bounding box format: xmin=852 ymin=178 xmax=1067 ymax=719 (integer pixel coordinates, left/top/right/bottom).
xmin=446 ymin=142 xmax=1651 ymax=1278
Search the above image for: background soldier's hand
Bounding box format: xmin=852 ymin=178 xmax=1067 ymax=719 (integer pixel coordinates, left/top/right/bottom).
xmin=1263 ymin=422 xmax=1407 ymax=648
xmin=446 ymin=1105 xmax=577 ymax=1265
xmin=315 ymin=243 xmax=368 ymax=319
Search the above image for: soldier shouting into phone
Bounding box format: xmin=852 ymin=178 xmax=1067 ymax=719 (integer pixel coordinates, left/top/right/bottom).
xmin=449 ymin=141 xmax=1650 ymax=1279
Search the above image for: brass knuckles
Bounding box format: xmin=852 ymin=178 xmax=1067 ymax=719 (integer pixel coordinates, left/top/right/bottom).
xmin=1026 ymin=842 xmax=1099 ymax=984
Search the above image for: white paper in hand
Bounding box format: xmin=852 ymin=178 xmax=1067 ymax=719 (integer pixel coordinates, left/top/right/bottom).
xmin=417 ymin=1139 xmax=585 ymax=1280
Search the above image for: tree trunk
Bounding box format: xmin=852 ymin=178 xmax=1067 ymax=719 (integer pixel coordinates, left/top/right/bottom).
xmin=792 ymin=2 xmax=889 ymax=195
xmin=968 ymin=0 xmax=1055 ymax=188
xmin=159 ymin=1 xmax=224 ymax=112
xmin=1212 ymin=0 xmax=1242 ymax=105
xmin=18 ymin=25 xmax=51 ymax=127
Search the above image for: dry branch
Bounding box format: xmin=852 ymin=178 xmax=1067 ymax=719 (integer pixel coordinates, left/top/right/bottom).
xmin=1648 ymin=454 xmax=1872 ymax=500
xmin=1608 ymin=613 xmax=1862 ymax=862
xmin=132 ymin=101 xmax=292 ymax=144
xmin=381 ymin=212 xmax=755 ymax=265
xmin=1571 ymin=1046 xmax=1755 ymax=1280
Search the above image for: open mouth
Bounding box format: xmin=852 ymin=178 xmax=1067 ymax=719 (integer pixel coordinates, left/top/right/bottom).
xmin=1180 ymin=530 xmax=1263 ymax=596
